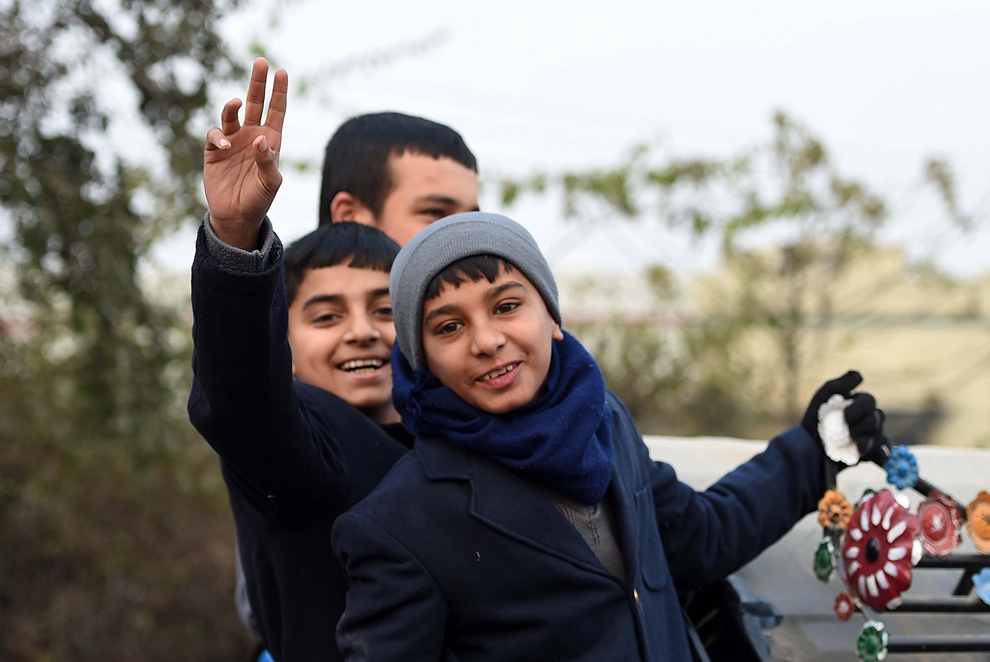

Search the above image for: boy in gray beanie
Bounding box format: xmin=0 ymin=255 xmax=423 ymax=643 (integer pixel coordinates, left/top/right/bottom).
xmin=332 ymin=212 xmax=887 ymax=661
xmin=390 ymin=211 xmax=561 ymax=371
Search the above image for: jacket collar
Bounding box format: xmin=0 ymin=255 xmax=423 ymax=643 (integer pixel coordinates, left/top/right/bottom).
xmin=416 ymin=436 xmax=638 ymax=584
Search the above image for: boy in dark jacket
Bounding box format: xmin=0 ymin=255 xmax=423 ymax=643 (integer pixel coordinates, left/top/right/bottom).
xmin=189 ymin=58 xmax=478 ymax=661
xmin=332 ymin=212 xmax=887 ymax=661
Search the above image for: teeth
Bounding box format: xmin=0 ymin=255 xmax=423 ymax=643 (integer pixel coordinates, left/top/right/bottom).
xmin=482 ymin=364 xmax=515 ymax=381
xmin=341 ymin=359 xmax=384 ymax=372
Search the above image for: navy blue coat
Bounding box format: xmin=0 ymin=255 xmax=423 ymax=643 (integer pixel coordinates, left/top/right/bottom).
xmin=333 ymin=394 xmax=826 ymax=661
xmin=188 ymin=226 xmax=412 ymax=661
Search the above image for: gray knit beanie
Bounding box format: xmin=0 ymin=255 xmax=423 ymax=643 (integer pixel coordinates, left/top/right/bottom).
xmin=390 ymin=212 xmax=561 ymax=370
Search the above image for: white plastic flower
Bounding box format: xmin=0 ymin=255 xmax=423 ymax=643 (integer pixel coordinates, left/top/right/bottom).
xmin=818 ymin=394 xmax=859 ymax=465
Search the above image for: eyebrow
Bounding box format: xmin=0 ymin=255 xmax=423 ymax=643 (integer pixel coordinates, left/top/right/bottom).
xmin=302 ymin=294 xmax=342 ymax=310
xmin=302 ymin=288 xmax=389 ymax=310
xmin=414 ymin=194 xmax=480 ymax=212
xmin=486 ymin=281 xmax=524 ymax=300
xmin=423 ymin=303 xmax=457 ymax=326
xmin=422 ymin=282 xmax=524 ymax=326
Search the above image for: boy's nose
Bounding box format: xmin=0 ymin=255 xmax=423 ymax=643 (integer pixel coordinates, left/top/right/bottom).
xmin=470 ymin=323 xmax=505 ymax=356
xmin=343 ymin=314 xmax=381 ymax=344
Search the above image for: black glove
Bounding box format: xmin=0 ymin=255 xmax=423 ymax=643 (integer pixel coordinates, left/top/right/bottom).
xmin=801 ymin=370 xmax=890 ymax=466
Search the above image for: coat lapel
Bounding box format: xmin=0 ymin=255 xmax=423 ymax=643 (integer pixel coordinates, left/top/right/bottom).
xmin=417 ymin=436 xmax=619 ymax=580
xmin=607 ymin=462 xmax=642 ymax=588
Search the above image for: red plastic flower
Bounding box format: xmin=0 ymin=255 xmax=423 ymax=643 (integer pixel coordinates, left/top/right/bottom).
xmin=842 ymin=489 xmax=921 ymax=611
xmin=834 ymin=592 xmax=855 ymax=621
xmin=918 ymin=492 xmax=961 ymax=556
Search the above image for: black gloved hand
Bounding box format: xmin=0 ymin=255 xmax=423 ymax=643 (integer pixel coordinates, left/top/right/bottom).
xmin=801 ymin=370 xmax=890 ymax=466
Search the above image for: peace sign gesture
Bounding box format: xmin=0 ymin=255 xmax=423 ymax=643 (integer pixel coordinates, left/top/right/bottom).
xmin=204 ymin=57 xmax=287 ymax=250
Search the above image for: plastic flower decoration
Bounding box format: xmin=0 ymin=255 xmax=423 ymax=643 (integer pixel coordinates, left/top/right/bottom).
xmin=856 ymin=621 xmax=889 ymax=662
xmin=917 ymin=492 xmax=961 ymax=556
xmin=884 ymin=446 xmax=919 ymax=490
xmin=855 ymin=488 xmax=877 ymax=509
xmin=814 ymin=538 xmax=835 ymax=583
xmin=972 ymin=568 xmax=990 ymax=607
xmin=966 ymin=491 xmax=990 ymax=554
xmin=834 ymin=592 xmax=855 ymax=621
xmin=818 ymin=394 xmax=860 ymax=465
xmin=842 ymin=489 xmax=921 ymax=611
xmin=818 ymin=489 xmax=853 ymax=530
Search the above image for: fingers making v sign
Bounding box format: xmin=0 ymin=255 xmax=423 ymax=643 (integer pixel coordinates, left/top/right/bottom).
xmin=203 ymin=57 xmax=288 ymax=250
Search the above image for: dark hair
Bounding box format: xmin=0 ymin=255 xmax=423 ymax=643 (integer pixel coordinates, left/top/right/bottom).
xmin=424 ymin=255 xmax=514 ymax=302
xmin=318 ymin=112 xmax=478 ymax=226
xmin=284 ymin=222 xmax=401 ymax=305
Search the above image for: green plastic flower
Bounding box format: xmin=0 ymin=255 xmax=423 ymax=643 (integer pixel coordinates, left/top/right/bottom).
xmin=856 ymin=621 xmax=888 ymax=662
xmin=814 ymin=538 xmax=835 ymax=583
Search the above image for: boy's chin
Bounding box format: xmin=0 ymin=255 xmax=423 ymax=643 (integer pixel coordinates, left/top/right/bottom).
xmin=461 ymin=389 xmax=540 ymax=415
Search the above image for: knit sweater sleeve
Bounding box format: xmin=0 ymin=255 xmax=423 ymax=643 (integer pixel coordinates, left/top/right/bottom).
xmin=202 ymin=211 xmax=276 ymax=273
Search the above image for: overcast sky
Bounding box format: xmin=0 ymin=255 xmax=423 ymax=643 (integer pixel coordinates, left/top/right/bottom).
xmin=153 ymin=0 xmax=990 ymax=279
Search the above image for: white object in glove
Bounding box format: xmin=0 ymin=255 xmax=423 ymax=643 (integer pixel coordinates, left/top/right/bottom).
xmin=818 ymin=394 xmax=859 ymax=465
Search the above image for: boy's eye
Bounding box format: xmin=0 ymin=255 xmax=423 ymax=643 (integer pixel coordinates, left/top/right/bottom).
xmin=312 ymin=312 xmax=341 ymax=325
xmin=436 ymin=321 xmax=462 ymax=336
xmin=422 ymin=208 xmax=447 ymax=220
xmin=374 ymin=306 xmax=393 ymax=318
xmin=495 ymin=301 xmax=519 ymax=315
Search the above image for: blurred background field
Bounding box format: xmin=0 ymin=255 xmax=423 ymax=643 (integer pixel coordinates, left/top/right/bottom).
xmin=1 ymin=0 xmax=988 ymax=658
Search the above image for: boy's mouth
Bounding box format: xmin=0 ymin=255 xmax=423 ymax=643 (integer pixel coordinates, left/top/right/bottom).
xmin=479 ymin=362 xmax=518 ymax=382
xmin=339 ymin=358 xmax=387 ymax=374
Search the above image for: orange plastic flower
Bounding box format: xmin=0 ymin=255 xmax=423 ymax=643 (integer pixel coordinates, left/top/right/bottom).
xmin=966 ymin=491 xmax=990 ymax=554
xmin=819 ymin=489 xmax=853 ymax=530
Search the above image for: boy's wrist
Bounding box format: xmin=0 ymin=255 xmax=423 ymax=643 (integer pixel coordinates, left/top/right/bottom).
xmin=208 ymin=214 xmax=264 ymax=250
xmin=203 ymin=212 xmax=276 ymax=273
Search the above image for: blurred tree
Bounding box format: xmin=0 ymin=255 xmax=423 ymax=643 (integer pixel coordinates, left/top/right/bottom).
xmin=714 ymin=112 xmax=887 ymax=421
xmin=0 ymin=2 xmax=455 ymax=657
xmin=0 ymin=0 xmax=243 ymax=445
xmin=563 ymin=266 xmax=761 ymax=436
xmin=500 ymin=112 xmax=966 ymax=433
xmin=0 ymin=0 xmax=253 ymax=659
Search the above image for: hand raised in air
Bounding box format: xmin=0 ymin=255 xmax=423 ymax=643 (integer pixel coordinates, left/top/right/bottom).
xmin=203 ymin=57 xmax=287 ymax=250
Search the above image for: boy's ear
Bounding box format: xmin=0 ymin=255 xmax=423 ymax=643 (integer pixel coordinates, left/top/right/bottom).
xmin=552 ymin=323 xmax=564 ymax=341
xmin=330 ymin=191 xmax=377 ymax=226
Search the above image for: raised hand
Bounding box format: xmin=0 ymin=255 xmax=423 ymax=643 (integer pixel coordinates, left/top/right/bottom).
xmin=203 ymin=57 xmax=287 ymax=250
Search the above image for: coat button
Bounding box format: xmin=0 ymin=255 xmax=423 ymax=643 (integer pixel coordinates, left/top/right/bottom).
xmin=633 ymin=588 xmax=640 ymax=606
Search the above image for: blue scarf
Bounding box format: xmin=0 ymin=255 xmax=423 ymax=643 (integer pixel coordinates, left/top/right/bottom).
xmin=392 ymin=331 xmax=614 ymax=505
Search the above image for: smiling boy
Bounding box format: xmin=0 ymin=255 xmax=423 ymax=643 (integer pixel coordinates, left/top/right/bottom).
xmin=419 ymin=256 xmax=563 ymax=415
xmin=188 ymin=59 xmax=480 ymax=661
xmin=331 ymin=212 xmax=888 ymax=661
xmin=284 ymin=228 xmax=399 ymax=424
xmin=193 ymin=216 xmax=410 ymax=662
